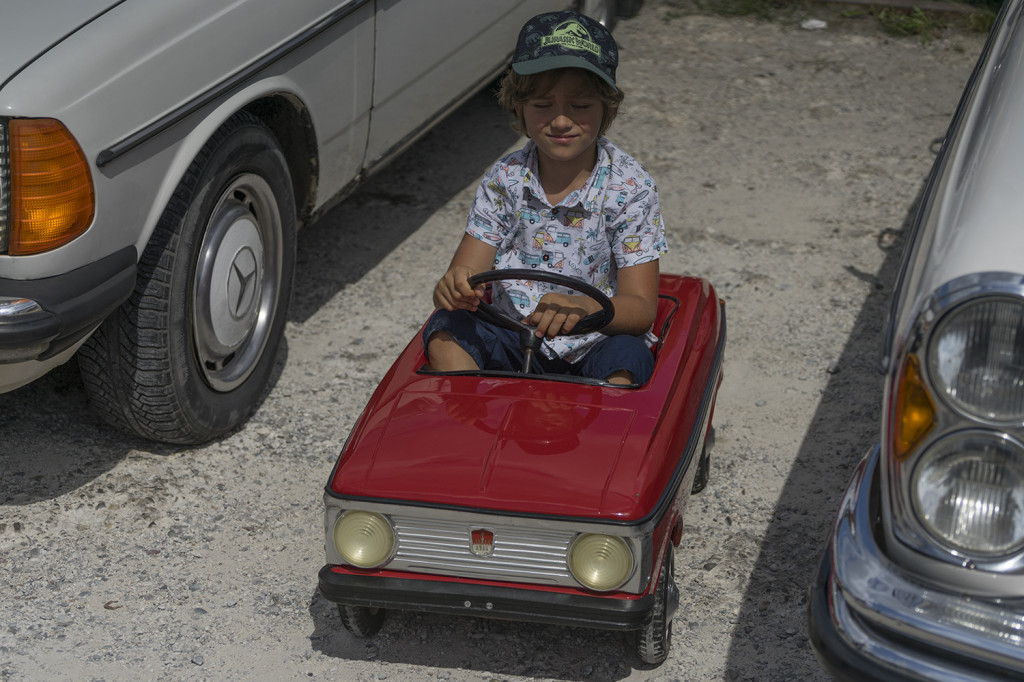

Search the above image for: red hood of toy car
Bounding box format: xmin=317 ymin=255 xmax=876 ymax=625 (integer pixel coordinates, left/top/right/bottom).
xmin=331 ymin=378 xmax=657 ymax=519
xmin=328 ymin=275 xmax=724 ymax=521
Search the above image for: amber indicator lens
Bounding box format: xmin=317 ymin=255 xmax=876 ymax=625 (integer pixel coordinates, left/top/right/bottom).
xmin=894 ymin=355 xmax=936 ymax=461
xmin=9 ymin=118 xmax=94 ymax=255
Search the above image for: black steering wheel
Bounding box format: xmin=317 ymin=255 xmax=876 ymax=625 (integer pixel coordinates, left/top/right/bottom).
xmin=467 ymin=269 xmax=615 ymax=373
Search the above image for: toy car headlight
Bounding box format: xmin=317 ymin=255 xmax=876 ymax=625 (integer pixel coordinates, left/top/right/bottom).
xmin=332 ymin=510 xmax=395 ymax=568
xmin=927 ymin=297 xmax=1024 ymax=423
xmin=568 ymin=533 xmax=633 ymax=592
xmin=912 ymin=431 xmax=1024 ymax=557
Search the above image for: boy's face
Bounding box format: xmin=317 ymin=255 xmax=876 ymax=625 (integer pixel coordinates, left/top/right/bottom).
xmin=518 ymin=69 xmax=603 ymax=176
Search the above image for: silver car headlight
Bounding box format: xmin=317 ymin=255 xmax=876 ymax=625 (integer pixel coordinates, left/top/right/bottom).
xmin=927 ymin=297 xmax=1024 ymax=423
xmin=912 ymin=431 xmax=1024 ymax=557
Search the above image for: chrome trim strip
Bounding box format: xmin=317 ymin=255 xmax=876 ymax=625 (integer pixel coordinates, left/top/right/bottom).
xmin=0 ymin=297 xmax=44 ymax=319
xmin=325 ymin=494 xmax=654 ymax=536
xmin=825 ymin=445 xmax=1024 ymax=679
xmin=95 ymin=0 xmax=371 ymax=167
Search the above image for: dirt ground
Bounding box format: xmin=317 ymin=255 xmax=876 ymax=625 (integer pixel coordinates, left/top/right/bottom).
xmin=0 ymin=2 xmax=988 ymax=680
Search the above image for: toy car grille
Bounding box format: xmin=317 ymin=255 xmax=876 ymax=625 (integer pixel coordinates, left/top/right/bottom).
xmin=388 ymin=515 xmax=576 ymax=586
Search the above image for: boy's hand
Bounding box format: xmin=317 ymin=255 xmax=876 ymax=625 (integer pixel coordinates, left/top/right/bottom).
xmin=433 ymin=265 xmax=486 ymax=311
xmin=434 ymin=234 xmax=498 ymax=311
xmin=526 ymin=293 xmax=600 ymax=339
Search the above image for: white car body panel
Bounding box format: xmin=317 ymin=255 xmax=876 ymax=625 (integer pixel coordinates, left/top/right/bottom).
xmin=367 ymin=0 xmax=553 ymax=166
xmin=0 ymin=0 xmax=571 ymax=396
xmin=0 ymin=0 xmax=121 ymax=83
xmin=890 ymin=2 xmax=1024 ymax=347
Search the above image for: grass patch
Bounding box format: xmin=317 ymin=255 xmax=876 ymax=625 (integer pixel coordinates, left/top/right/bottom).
xmin=876 ymin=6 xmax=947 ymax=41
xmin=666 ymin=0 xmax=1001 ymax=40
xmin=686 ymin=0 xmax=810 ymax=20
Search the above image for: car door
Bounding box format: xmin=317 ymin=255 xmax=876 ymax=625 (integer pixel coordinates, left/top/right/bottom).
xmin=364 ymin=0 xmax=559 ymax=169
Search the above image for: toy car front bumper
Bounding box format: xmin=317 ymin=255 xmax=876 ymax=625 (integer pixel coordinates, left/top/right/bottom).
xmin=318 ymin=565 xmax=655 ymax=631
xmin=0 ymin=246 xmax=135 ymax=388
xmin=809 ymin=445 xmax=1024 ymax=682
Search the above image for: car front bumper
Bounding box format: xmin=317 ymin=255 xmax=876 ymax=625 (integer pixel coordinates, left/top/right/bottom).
xmin=318 ymin=565 xmax=656 ymax=631
xmin=809 ymin=445 xmax=1024 ymax=682
xmin=0 ymin=245 xmax=136 ymax=391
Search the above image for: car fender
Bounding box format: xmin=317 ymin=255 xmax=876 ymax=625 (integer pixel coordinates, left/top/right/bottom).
xmin=885 ymin=0 xmax=1024 ymax=361
xmin=0 ymin=0 xmax=373 ymax=279
xmin=119 ymin=76 xmax=342 ymax=262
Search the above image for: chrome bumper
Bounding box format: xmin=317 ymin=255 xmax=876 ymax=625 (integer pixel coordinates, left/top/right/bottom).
xmin=809 ymin=445 xmax=1024 ymax=682
xmin=0 ymin=246 xmax=135 ymax=389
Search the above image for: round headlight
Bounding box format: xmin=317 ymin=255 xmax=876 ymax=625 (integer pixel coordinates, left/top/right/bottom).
xmin=333 ymin=511 xmax=395 ymax=568
xmin=912 ymin=432 xmax=1024 ymax=557
xmin=568 ymin=534 xmax=633 ymax=592
xmin=928 ymin=297 xmax=1024 ymax=422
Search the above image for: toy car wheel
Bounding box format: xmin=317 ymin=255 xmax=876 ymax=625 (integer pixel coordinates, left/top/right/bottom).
xmin=691 ymin=426 xmax=715 ymax=494
xmin=634 ymin=549 xmax=676 ymax=665
xmin=78 ymin=111 xmax=296 ymax=444
xmin=337 ymin=605 xmax=385 ymax=638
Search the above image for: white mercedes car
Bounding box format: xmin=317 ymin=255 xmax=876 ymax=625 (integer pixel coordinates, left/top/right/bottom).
xmin=810 ymin=1 xmax=1024 ymax=679
xmin=0 ymin=0 xmax=631 ymax=443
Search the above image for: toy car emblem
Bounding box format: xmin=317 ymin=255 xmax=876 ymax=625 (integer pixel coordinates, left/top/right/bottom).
xmin=470 ymin=529 xmax=495 ymax=557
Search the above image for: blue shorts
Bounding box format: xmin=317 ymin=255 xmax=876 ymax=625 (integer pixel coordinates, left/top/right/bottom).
xmin=422 ymin=309 xmax=655 ymax=384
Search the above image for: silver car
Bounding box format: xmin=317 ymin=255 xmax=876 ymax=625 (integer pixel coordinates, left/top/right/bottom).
xmin=0 ymin=0 xmax=628 ymax=444
xmin=810 ymin=1 xmax=1024 ymax=679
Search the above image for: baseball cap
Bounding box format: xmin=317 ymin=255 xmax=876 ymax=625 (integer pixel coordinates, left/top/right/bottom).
xmin=511 ymin=10 xmax=618 ymax=90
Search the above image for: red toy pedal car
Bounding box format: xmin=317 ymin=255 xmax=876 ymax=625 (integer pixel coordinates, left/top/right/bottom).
xmin=318 ymin=271 xmax=725 ymax=665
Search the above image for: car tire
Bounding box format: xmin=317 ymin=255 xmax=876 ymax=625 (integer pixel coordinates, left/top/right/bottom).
xmin=338 ymin=605 xmax=386 ymax=638
xmin=79 ymin=111 xmax=296 ymax=444
xmin=617 ymin=0 xmax=643 ymax=18
xmin=576 ymin=0 xmax=618 ymax=29
xmin=634 ymin=549 xmax=675 ymax=666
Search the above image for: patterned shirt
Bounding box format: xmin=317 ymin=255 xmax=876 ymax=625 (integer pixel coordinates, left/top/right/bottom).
xmin=465 ymin=137 xmax=668 ymax=362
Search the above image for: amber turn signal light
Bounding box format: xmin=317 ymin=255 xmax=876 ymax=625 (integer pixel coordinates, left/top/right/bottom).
xmin=9 ymin=118 xmax=94 ymax=255
xmin=893 ymin=354 xmax=936 ymax=461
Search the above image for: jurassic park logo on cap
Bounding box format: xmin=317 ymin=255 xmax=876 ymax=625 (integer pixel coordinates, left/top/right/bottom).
xmin=511 ymin=10 xmax=619 ymax=89
xmin=542 ymin=20 xmax=602 ymax=57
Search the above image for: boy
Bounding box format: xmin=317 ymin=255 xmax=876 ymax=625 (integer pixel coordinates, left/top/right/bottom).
xmin=424 ymin=10 xmax=666 ymax=385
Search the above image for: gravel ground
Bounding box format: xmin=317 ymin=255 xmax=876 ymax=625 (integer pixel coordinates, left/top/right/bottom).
xmin=0 ymin=2 xmax=987 ymax=680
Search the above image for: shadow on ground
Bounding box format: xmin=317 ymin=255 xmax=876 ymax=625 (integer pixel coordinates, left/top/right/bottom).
xmin=308 ymin=589 xmax=643 ymax=681
xmin=722 ymin=160 xmax=933 ymax=677
xmin=0 ymin=360 xmax=151 ymax=505
xmin=0 ymin=87 xmax=519 ymax=506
